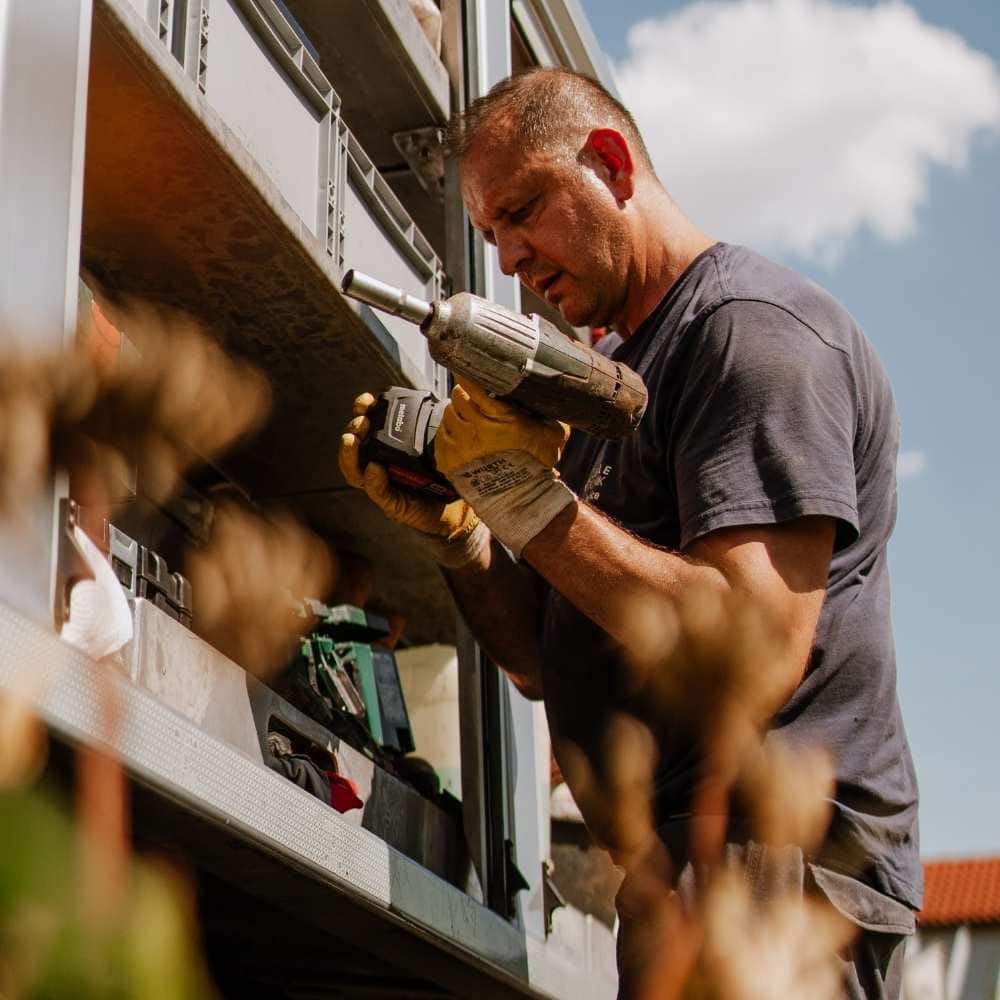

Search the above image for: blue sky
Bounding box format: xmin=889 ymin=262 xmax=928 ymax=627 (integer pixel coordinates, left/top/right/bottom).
xmin=579 ymin=0 xmax=999 ymax=858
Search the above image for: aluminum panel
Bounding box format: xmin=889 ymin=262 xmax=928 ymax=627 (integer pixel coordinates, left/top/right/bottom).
xmin=527 ymin=928 xmax=617 ymax=999
xmin=0 ymin=600 xmax=391 ymax=904
xmin=122 ymin=0 xmax=150 ymax=20
xmin=340 ymin=128 xmax=445 ymax=391
xmin=122 ymin=0 xmax=178 ymax=49
xmin=462 ymin=0 xmax=548 ymax=943
xmin=0 ymin=0 xmax=91 ymax=627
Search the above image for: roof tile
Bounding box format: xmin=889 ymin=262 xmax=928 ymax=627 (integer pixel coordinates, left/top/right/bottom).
xmin=918 ymin=857 xmax=1000 ymax=928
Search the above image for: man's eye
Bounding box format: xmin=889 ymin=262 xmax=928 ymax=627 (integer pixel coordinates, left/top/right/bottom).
xmin=509 ymin=197 xmax=538 ymax=224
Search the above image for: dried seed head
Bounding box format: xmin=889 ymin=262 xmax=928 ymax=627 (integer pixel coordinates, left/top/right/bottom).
xmin=557 ymin=715 xmax=659 ymax=865
xmin=739 ymin=739 xmax=834 ymax=853
xmin=696 ymin=870 xmax=854 ymax=1000
xmin=0 ymin=679 xmax=47 ymax=790
xmin=0 ymin=293 xmax=271 ymax=516
xmin=186 ymin=502 xmax=336 ymax=679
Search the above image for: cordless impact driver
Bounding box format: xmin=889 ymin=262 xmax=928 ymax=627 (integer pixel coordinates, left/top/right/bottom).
xmin=341 ymin=270 xmax=648 ymax=499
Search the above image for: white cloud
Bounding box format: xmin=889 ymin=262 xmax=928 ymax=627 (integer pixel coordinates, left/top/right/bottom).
xmin=615 ymin=0 xmax=1000 ymax=262
xmin=897 ymin=449 xmax=927 ymax=481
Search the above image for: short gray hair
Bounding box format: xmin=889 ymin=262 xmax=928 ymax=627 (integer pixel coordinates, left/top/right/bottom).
xmin=445 ymin=67 xmax=654 ymax=172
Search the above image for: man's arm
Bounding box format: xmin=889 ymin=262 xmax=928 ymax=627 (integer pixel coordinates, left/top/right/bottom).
xmin=433 ymin=380 xmax=836 ymax=702
xmin=444 ymin=537 xmax=547 ymax=700
xmin=524 ymin=503 xmax=834 ymax=700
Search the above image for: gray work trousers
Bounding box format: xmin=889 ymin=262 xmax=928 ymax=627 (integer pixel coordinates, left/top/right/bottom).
xmin=615 ymin=841 xmax=915 ymax=1000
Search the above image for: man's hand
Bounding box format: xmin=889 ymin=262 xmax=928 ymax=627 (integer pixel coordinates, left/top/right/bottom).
xmin=435 ymin=381 xmax=575 ymax=558
xmin=338 ymin=392 xmax=489 ymax=568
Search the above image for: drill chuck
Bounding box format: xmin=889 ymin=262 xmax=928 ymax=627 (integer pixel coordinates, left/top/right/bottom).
xmin=341 ymin=269 xmax=433 ymax=325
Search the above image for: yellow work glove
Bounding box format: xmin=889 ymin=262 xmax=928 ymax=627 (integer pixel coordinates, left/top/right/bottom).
xmin=435 ymin=381 xmax=576 ymax=558
xmin=338 ymin=392 xmax=490 ymax=569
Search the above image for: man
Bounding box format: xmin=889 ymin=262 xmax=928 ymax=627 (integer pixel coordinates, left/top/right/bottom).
xmin=340 ymin=68 xmax=920 ymax=997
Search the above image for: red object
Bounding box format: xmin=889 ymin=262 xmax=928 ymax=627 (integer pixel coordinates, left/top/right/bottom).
xmin=918 ymin=857 xmax=1000 ymax=927
xmin=589 ymin=128 xmax=633 ymax=179
xmin=326 ymin=772 xmax=364 ymax=813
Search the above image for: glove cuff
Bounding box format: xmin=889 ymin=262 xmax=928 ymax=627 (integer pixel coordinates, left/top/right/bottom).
xmin=448 ymin=451 xmax=577 ymax=558
xmin=418 ymin=519 xmax=492 ymax=569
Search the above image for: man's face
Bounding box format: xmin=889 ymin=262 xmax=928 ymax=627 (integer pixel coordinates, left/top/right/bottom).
xmin=460 ymin=133 xmax=632 ymax=329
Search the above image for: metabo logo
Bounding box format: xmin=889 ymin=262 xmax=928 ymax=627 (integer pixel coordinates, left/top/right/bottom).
xmin=393 ymin=403 xmax=407 ymax=436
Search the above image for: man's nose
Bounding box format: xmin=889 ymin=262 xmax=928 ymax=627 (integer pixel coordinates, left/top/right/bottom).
xmin=496 ymin=230 xmax=532 ymax=277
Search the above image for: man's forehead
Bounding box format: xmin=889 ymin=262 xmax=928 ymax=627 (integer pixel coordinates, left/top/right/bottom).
xmin=460 ymin=145 xmax=556 ymax=219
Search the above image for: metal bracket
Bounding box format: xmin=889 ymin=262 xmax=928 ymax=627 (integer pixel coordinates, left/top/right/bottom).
xmin=392 ymin=126 xmax=446 ymax=203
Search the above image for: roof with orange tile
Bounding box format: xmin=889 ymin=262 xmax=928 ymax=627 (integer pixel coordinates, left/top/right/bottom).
xmin=918 ymin=857 xmax=1000 ymax=928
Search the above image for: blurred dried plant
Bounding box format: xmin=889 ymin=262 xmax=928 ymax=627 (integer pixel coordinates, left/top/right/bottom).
xmin=65 ymin=292 xmax=271 ymax=508
xmin=557 ymin=580 xmax=857 ymax=1000
xmin=677 ymin=870 xmax=854 ymax=1000
xmin=621 ymin=587 xmax=790 ymax=774
xmin=0 ymin=673 xmax=48 ymax=791
xmin=559 ymin=714 xmax=662 ymax=873
xmin=738 ymin=740 xmax=835 ymax=853
xmin=75 ymin=658 xmax=131 ymax=930
xmin=186 ymin=501 xmax=335 ymax=679
xmin=0 ymin=787 xmax=216 ymax=999
xmin=0 ymin=289 xmax=330 ymax=997
xmin=0 ymin=294 xmax=270 ymax=517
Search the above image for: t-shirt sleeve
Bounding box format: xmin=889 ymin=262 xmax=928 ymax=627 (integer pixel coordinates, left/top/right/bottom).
xmin=672 ymin=299 xmax=859 ymax=550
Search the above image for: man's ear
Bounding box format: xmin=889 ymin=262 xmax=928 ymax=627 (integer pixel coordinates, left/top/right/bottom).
xmin=586 ymin=128 xmax=634 ymax=201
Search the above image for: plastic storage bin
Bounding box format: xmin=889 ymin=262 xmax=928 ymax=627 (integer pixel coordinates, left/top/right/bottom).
xmin=337 ymin=125 xmax=446 ymax=392
xmin=119 ymin=0 xmax=446 ymax=393
xmin=197 ymin=0 xmax=335 ymax=239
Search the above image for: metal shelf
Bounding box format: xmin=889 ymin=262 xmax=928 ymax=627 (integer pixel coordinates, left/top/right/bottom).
xmin=83 ymin=0 xmax=455 ymax=643
xmin=5 ymin=0 xmax=620 ymax=993
xmin=0 ymin=600 xmax=616 ymax=999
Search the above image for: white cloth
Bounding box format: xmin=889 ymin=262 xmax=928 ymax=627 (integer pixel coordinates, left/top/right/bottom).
xmin=60 ymin=524 xmax=133 ymax=659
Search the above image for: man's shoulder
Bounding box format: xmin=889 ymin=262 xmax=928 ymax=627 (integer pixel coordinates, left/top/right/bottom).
xmin=711 ymin=244 xmax=857 ymax=353
xmin=619 ymin=243 xmax=865 ymax=383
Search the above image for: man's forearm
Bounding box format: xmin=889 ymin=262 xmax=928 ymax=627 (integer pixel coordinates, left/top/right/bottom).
xmin=522 ymin=501 xmax=833 ymax=697
xmin=522 ymin=501 xmax=724 ymax=649
xmin=443 ymin=536 xmax=547 ymax=699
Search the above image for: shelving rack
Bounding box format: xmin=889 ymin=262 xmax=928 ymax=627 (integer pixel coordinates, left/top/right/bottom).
xmin=0 ymin=1 xmax=619 ymax=996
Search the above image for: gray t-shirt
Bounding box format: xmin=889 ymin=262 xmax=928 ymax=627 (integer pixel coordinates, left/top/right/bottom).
xmin=540 ymin=243 xmax=922 ymax=908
